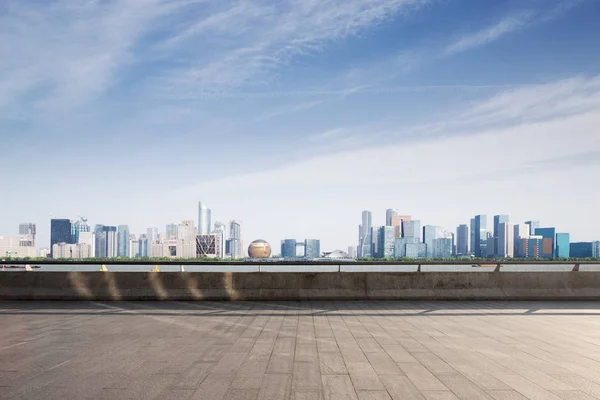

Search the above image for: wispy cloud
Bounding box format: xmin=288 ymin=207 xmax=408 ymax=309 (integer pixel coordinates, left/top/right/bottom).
xmin=256 ymin=100 xmax=325 ymax=121
xmin=444 ymin=0 xmax=586 ymax=55
xmin=445 ymin=12 xmax=534 ymax=55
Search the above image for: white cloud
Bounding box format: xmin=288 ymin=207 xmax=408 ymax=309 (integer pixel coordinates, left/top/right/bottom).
xmin=445 ymin=12 xmax=534 ymax=55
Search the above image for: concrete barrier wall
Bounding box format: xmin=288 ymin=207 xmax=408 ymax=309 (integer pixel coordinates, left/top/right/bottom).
xmin=1 ymin=272 xmax=600 ymax=300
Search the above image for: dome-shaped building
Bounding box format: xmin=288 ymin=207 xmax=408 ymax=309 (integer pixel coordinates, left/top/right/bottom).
xmin=248 ymin=240 xmax=272 ymax=258
xmin=324 ymin=250 xmax=351 ymax=259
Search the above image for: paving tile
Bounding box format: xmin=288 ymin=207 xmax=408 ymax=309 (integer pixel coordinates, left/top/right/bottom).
xmin=379 ymin=374 xmax=425 ymax=400
xmin=421 ymin=391 xmax=460 ymax=400
xmin=486 ymin=390 xmax=529 ymax=400
xmin=397 ymin=363 xmax=448 ymax=392
xmin=257 ymin=374 xmax=292 ymax=400
xmin=551 ymin=390 xmax=599 ymax=400
xmin=356 ymin=390 xmax=393 ymax=400
xmin=322 ymin=375 xmax=358 ymax=400
xmin=293 ymin=362 xmax=321 ymax=390
xmin=437 ymin=374 xmax=494 ymax=400
xmin=319 ymin=353 xmax=348 ymax=375
xmin=365 ymin=352 xmax=403 ymax=375
xmin=346 ymin=363 xmax=385 ymax=391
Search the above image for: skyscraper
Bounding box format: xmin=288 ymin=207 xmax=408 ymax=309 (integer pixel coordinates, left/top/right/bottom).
xmin=556 ymin=233 xmax=570 ymax=258
xmin=50 ymin=219 xmax=73 ymax=256
xmin=147 ymin=228 xmax=158 ymax=244
xmin=71 ymin=218 xmax=90 ymax=244
xmin=525 ymin=221 xmax=540 ymax=236
xmin=385 ymin=209 xmax=398 ymax=226
xmin=212 ymin=222 xmax=227 ymax=258
xmin=117 ymin=225 xmax=130 ymax=257
xmin=456 ymin=224 xmax=469 ymax=256
xmin=535 ymin=228 xmax=556 ymax=258
xmin=469 ymin=218 xmax=475 ymax=255
xmin=391 ymin=215 xmax=411 ymax=238
xmin=19 ymin=223 xmax=36 ymax=247
xmin=94 ymin=225 xmax=117 ymax=258
xmin=198 ymin=202 xmax=212 ymax=235
xmin=358 ymin=210 xmax=372 ymax=258
xmin=281 ymin=239 xmax=298 ymax=258
xmin=423 ymin=225 xmax=449 ymax=258
xmin=304 ymin=239 xmax=321 ymax=259
xmin=497 ymin=222 xmax=514 ymax=258
xmin=402 ymin=220 xmax=421 ymax=242
xmin=474 ymin=215 xmax=487 ymax=257
xmin=138 ymin=234 xmax=149 ymax=257
xmin=493 ymin=215 xmax=509 ymax=238
xmin=377 ymin=226 xmax=395 ymax=258
xmin=229 ymin=220 xmax=242 ymax=259
xmin=166 ymin=224 xmax=178 ymax=240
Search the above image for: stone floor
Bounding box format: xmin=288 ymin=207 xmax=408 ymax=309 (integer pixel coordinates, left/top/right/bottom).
xmin=1 ymin=301 xmax=600 ymax=400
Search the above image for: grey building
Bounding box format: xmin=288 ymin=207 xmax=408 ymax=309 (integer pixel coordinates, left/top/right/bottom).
xmin=358 ymin=210 xmax=372 ymax=258
xmin=198 ymin=202 xmax=212 ymax=235
xmin=432 ymin=238 xmax=453 ymax=258
xmin=229 ymin=220 xmax=242 ymax=258
xmin=281 ymin=239 xmax=298 ymax=258
xmin=470 ymin=218 xmax=475 ymax=256
xmin=138 ymin=234 xmax=149 ymax=257
xmin=493 ymin=215 xmax=509 ymax=239
xmin=402 ymin=220 xmax=421 ymax=242
xmin=377 ymin=226 xmax=395 ymax=259
xmin=474 ymin=215 xmax=487 ymax=257
xmin=71 ymin=218 xmax=90 ymax=244
xmin=95 ymin=225 xmax=117 ymax=258
xmin=456 ymin=224 xmax=469 ymax=256
xmin=385 ymin=209 xmax=398 ymax=226
xmin=117 ymin=225 xmax=130 ymax=257
xmin=406 ymin=243 xmax=427 ymax=258
xmin=304 ymin=239 xmax=321 ymax=259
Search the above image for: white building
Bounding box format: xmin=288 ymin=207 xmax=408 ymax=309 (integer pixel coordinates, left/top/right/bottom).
xmin=0 ymin=236 xmax=37 ymax=258
xmin=52 ymin=243 xmax=92 ymax=259
xmin=498 ymin=222 xmax=515 ymax=258
xmin=78 ymin=232 xmax=94 ymax=257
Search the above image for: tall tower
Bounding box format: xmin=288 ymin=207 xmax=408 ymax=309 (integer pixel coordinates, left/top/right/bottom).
xmin=50 ymin=219 xmax=73 ymax=257
xmin=456 ymin=224 xmax=469 ymax=256
xmin=117 ymin=225 xmax=130 ymax=257
xmin=198 ymin=202 xmax=212 ymax=235
xmin=474 ymin=215 xmax=487 ymax=258
xmin=385 ymin=209 xmax=398 ymax=226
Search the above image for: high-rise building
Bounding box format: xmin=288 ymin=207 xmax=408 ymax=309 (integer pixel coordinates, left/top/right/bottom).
xmin=469 ymin=218 xmax=475 ymax=255
xmin=129 ymin=234 xmax=139 ymax=258
xmin=78 ymin=232 xmax=94 ymax=257
xmin=391 ymin=215 xmax=411 ymax=238
xmin=213 ymin=222 xmax=226 ymax=258
xmin=18 ymin=223 xmax=36 ymax=247
xmin=376 ymin=227 xmax=395 ymax=259
xmin=402 ymin=220 xmax=421 ymax=242
xmin=175 ymin=220 xmax=197 ymax=258
xmin=147 ymin=228 xmax=158 ymax=244
xmin=117 ymin=225 xmax=130 ymax=257
xmin=456 ymin=224 xmax=469 ymax=256
xmin=493 ymin=215 xmax=509 ymax=238
xmin=347 ymin=246 xmax=356 ymax=258
xmin=358 ymin=210 xmax=373 ymax=257
xmin=166 ymin=224 xmax=178 ymax=240
xmin=497 ymin=222 xmax=514 ymax=258
xmin=525 ymin=221 xmax=540 ymax=236
xmin=423 ymin=226 xmax=450 ymax=258
xmin=385 ymin=209 xmax=398 ymax=226
xmin=281 ymin=239 xmax=297 ymax=258
xmin=304 ymin=239 xmax=321 ymax=259
xmin=0 ymin=236 xmax=37 ymax=258
xmin=52 ymin=243 xmax=92 ymax=259
xmin=474 ymin=215 xmax=487 ymax=257
xmin=196 ymin=234 xmax=219 ymax=258
xmin=138 ymin=234 xmax=149 ymax=257
xmin=95 ymin=225 xmax=117 ymax=258
xmin=198 ymin=202 xmax=212 ymax=235
xmin=50 ymin=219 xmax=73 ymax=256
xmin=555 ymin=233 xmax=570 ymax=258
xmin=71 ymin=218 xmax=90 ymax=244
xmin=486 ymin=236 xmax=496 ymax=258
xmin=535 ymin=228 xmax=556 ymax=258
xmin=432 ymin=238 xmax=453 ymax=258
xmin=229 ymin=220 xmax=242 ymax=258
xmin=405 ymin=243 xmax=427 ymax=258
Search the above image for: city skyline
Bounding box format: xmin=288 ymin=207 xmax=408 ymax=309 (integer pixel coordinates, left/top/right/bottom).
xmin=2 ymin=202 xmax=598 ymax=259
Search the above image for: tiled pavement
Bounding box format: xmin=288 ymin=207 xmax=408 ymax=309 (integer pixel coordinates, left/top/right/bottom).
xmin=1 ymin=301 xmax=600 ymax=400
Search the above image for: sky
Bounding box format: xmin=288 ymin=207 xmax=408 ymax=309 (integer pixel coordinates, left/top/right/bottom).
xmin=1 ymin=0 xmax=600 ymax=253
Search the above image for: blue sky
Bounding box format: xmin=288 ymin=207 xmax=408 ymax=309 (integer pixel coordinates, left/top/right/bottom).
xmin=2 ymin=0 xmax=600 ymax=252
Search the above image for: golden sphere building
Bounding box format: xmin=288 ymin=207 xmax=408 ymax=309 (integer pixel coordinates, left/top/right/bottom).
xmin=248 ymin=239 xmax=272 ymax=258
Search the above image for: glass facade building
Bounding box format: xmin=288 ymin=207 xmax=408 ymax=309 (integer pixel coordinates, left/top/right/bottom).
xmin=402 ymin=220 xmax=421 ymax=242
xmin=50 ymin=219 xmax=73 ymax=256
xmin=281 ymin=239 xmax=298 ymax=258
xmin=304 ymin=239 xmax=321 ymax=259
xmin=474 ymin=215 xmax=487 ymax=257
xmin=432 ymin=238 xmax=453 ymax=258
xmin=457 ymin=224 xmax=469 ymax=256
xmin=376 ymin=227 xmax=395 ymax=259
xmin=525 ymin=221 xmax=540 ymax=236
xmin=138 ymin=234 xmax=149 ymax=257
xmin=198 ymin=202 xmax=212 ymax=235
xmin=535 ymin=228 xmax=556 ymax=257
xmin=493 ymin=215 xmax=509 ymax=239
xmin=117 ymin=225 xmax=130 ymax=257
xmin=405 ymin=243 xmax=427 ymax=259
xmin=555 ymin=233 xmax=570 ymax=258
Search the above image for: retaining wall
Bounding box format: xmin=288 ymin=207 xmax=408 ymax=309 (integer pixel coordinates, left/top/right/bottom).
xmin=2 ymin=272 xmax=600 ymax=300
